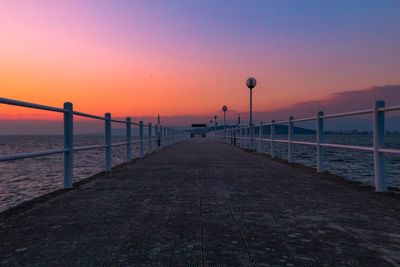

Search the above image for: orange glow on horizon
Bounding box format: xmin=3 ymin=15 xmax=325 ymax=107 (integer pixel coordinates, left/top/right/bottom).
xmin=1 ymin=1 xmax=400 ymax=123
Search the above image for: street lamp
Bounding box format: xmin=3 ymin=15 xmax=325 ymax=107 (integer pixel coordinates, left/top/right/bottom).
xmin=246 ymin=77 xmax=257 ymax=150
xmin=222 ymin=105 xmax=228 ymax=142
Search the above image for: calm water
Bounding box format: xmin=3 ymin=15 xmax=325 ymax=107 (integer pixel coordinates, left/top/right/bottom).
xmin=0 ymin=134 xmax=399 ymax=212
xmin=0 ymin=135 xmax=151 ymax=212
xmin=239 ymin=134 xmax=400 ymax=188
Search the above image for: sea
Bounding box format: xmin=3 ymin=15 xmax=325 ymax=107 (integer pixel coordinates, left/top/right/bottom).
xmin=0 ymin=134 xmax=399 ymax=212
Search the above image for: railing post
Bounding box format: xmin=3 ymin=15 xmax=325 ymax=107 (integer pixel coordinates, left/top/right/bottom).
xmin=239 ymin=127 xmax=242 ymax=147
xmin=63 ymin=102 xmax=73 ymax=189
xmin=126 ymin=117 xmax=132 ymax=161
xmin=246 ymin=127 xmax=249 ymax=149
xmin=317 ymin=111 xmax=324 ymax=172
xmin=239 ymin=127 xmax=241 ymax=147
xmin=164 ymin=127 xmax=168 ymax=146
xmin=163 ymin=126 xmax=166 ymax=147
xmin=236 ymin=128 xmax=239 ymax=146
xmin=233 ymin=128 xmax=236 ymax=146
xmin=162 ymin=126 xmax=165 ymax=146
xmin=259 ymin=124 xmax=262 ymax=152
xmin=160 ymin=125 xmax=163 ymax=148
xmin=244 ymin=128 xmax=247 ymax=148
xmin=165 ymin=127 xmax=168 ymax=145
xmin=373 ymin=100 xmax=387 ymax=192
xmin=250 ymin=124 xmax=254 ymax=151
xmin=271 ymin=120 xmax=276 ymax=158
xmin=166 ymin=127 xmax=169 ymax=146
xmin=139 ymin=121 xmax=144 ymax=158
xmin=148 ymin=123 xmax=152 ymax=153
xmin=105 ymin=113 xmax=112 ymax=172
xmin=288 ymin=116 xmax=294 ymax=163
xmin=241 ymin=128 xmax=244 ymax=147
xmin=155 ymin=124 xmax=159 ymax=150
xmin=249 ymin=127 xmax=252 ymax=149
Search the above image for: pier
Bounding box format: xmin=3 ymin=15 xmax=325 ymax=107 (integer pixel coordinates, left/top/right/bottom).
xmin=1 ymin=138 xmax=400 ymax=266
xmin=2 ymin=1 xmax=400 ymax=265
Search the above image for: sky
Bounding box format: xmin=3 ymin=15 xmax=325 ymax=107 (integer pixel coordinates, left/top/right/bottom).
xmin=1 ymin=0 xmax=400 ymax=128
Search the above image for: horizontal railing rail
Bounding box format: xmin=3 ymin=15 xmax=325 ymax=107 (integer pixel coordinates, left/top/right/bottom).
xmin=0 ymin=148 xmax=68 ymax=162
xmin=0 ymin=97 xmax=188 ymax=189
xmin=1 ymin=97 xmax=67 ymax=113
xmin=210 ymin=100 xmax=400 ymax=192
xmin=73 ymin=111 xmax=105 ymax=120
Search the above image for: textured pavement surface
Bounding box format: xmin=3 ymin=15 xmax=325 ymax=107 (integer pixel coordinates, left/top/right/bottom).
xmin=1 ymin=138 xmax=400 ymax=266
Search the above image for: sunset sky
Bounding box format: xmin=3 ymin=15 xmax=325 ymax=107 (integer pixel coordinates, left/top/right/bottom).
xmin=1 ymin=0 xmax=400 ymax=124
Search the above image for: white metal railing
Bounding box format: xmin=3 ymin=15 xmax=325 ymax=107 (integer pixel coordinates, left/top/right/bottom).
xmin=211 ymin=100 xmax=400 ymax=192
xmin=0 ymin=97 xmax=187 ymax=189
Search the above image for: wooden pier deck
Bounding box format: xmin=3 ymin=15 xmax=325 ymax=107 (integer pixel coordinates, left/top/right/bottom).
xmin=1 ymin=138 xmax=400 ymax=266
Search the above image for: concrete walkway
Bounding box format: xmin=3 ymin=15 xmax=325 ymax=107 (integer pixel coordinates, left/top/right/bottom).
xmin=1 ymin=138 xmax=400 ymax=266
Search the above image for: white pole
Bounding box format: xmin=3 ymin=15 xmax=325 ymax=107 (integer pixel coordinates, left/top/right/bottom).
xmin=288 ymin=116 xmax=294 ymax=163
xmin=245 ymin=127 xmax=247 ymax=148
xmin=105 ymin=113 xmax=112 ymax=172
xmin=317 ymin=111 xmax=324 ymax=172
xmin=163 ymin=126 xmax=165 ymax=146
xmin=373 ymin=100 xmax=387 ymax=192
xmin=239 ymin=127 xmax=242 ymax=147
xmin=259 ymin=124 xmax=262 ymax=152
xmin=126 ymin=117 xmax=132 ymax=161
xmin=63 ymin=102 xmax=73 ymax=189
xmin=271 ymin=120 xmax=276 ymax=158
xmin=250 ymin=89 xmax=253 ymax=150
xmin=223 ymin=111 xmax=226 ymax=143
xmin=139 ymin=121 xmax=144 ymax=157
xmin=148 ymin=123 xmax=152 ymax=153
xmin=214 ymin=120 xmax=217 ymax=139
xmin=248 ymin=127 xmax=250 ymax=149
xmin=159 ymin=125 xmax=164 ymax=148
xmin=155 ymin=124 xmax=159 ymax=150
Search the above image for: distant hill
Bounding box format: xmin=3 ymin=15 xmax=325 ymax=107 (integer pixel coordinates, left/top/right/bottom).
xmin=287 ymin=116 xmax=400 ymax=132
xmin=251 ymin=85 xmax=400 ymax=131
xmin=186 ymin=124 xmax=315 ymax=135
xmin=269 ymin=125 xmax=315 ymax=135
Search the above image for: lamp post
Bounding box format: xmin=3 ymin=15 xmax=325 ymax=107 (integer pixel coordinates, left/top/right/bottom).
xmin=246 ymin=77 xmax=257 ymax=150
xmin=222 ymin=105 xmax=228 ymax=143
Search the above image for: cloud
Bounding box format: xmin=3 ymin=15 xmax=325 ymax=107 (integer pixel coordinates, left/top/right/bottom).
xmin=252 ymin=85 xmax=400 ymax=122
